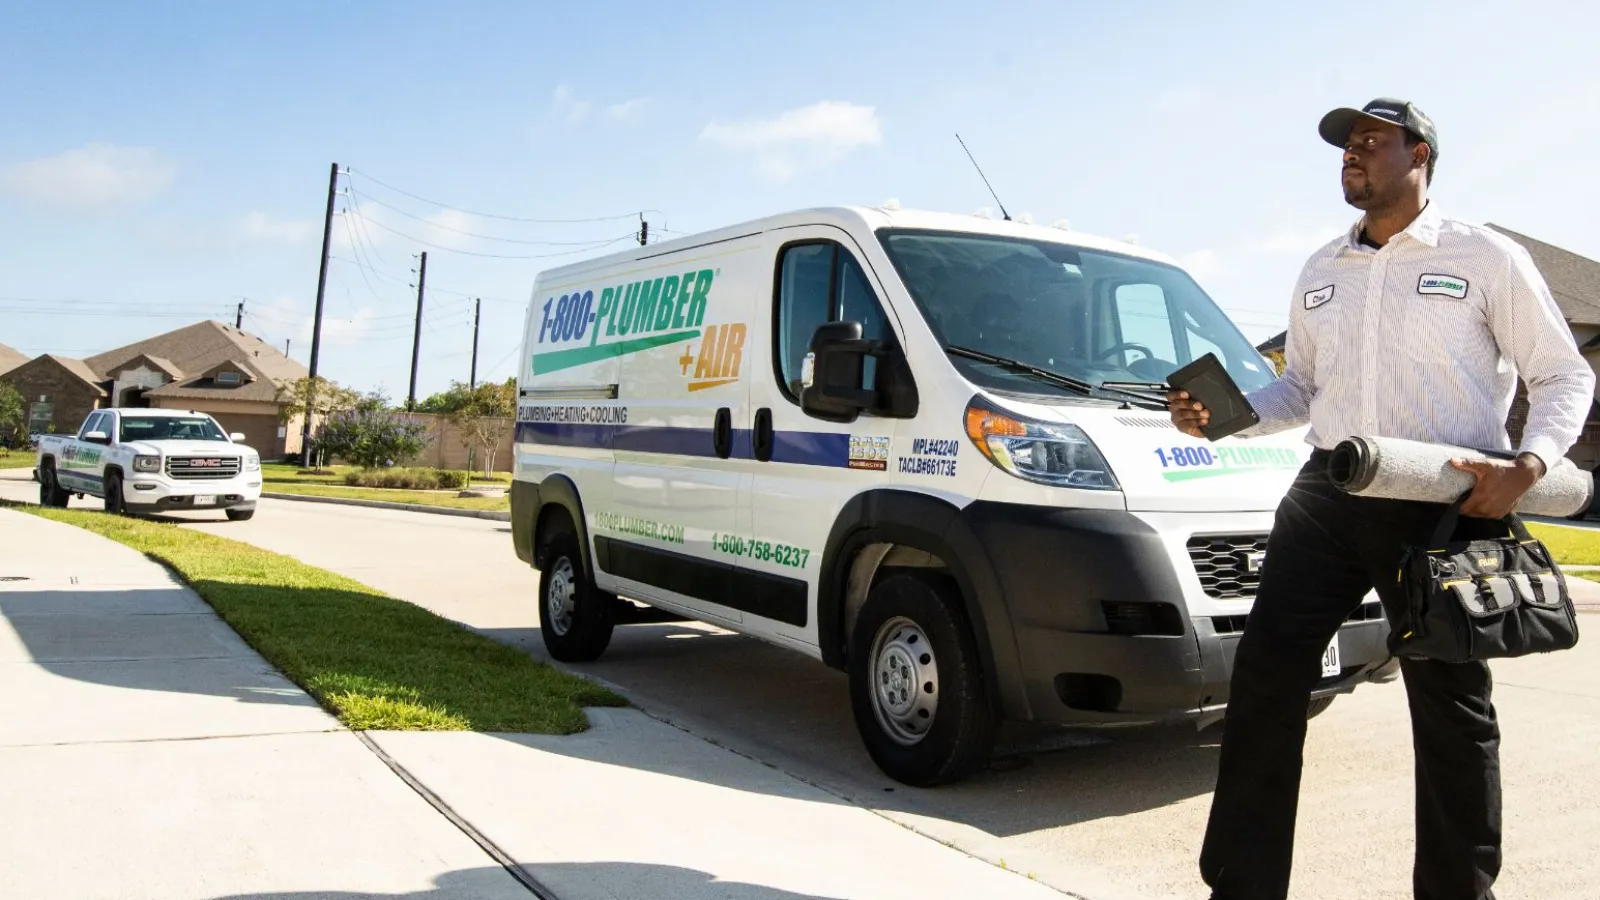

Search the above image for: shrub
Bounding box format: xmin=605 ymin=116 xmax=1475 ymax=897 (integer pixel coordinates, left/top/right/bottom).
xmin=342 ymin=467 xmax=468 ymax=491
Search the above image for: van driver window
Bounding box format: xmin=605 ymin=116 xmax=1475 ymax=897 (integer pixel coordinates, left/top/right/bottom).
xmin=775 ymin=241 xmax=892 ymax=400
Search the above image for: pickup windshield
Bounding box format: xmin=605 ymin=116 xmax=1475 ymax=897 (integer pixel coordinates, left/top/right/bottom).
xmin=119 ymin=416 xmax=228 ymax=442
xmin=875 ymin=229 xmax=1276 ymax=400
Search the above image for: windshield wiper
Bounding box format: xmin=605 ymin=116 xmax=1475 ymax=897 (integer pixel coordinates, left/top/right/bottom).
xmin=944 ymin=346 xmax=1167 ymax=407
xmin=1097 ymin=380 xmax=1174 ymax=405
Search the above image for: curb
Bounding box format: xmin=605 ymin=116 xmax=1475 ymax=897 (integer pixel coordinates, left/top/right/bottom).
xmin=262 ymin=491 xmax=511 ymax=522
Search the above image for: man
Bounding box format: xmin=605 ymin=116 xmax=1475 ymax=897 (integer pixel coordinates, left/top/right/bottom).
xmin=1171 ymin=99 xmax=1595 ymax=900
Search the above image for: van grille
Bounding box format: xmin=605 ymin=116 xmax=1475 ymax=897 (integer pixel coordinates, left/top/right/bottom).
xmin=1187 ymin=534 xmax=1269 ymax=600
xmin=165 ymin=456 xmax=241 ymax=480
xmin=1211 ymin=602 xmax=1385 ymax=636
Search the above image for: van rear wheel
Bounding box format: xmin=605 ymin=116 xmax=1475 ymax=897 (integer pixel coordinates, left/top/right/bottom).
xmin=538 ymin=525 xmax=614 ymax=662
xmin=848 ymin=570 xmax=996 ymax=787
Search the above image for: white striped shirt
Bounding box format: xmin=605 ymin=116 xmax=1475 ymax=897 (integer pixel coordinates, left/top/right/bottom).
xmin=1240 ymin=202 xmax=1595 ymax=468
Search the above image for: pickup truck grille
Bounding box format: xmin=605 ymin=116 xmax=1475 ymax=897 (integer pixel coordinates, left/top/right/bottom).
xmin=165 ymin=456 xmax=241 ymax=480
xmin=1187 ymin=533 xmax=1269 ymax=600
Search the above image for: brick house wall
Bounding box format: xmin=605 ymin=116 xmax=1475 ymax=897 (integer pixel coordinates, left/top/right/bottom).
xmin=1 ymin=359 xmax=104 ymax=441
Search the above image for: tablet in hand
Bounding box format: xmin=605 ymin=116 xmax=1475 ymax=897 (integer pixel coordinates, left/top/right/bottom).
xmin=1167 ymin=352 xmax=1260 ymax=441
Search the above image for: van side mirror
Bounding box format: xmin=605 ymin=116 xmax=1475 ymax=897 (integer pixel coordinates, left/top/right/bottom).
xmin=800 ymin=321 xmax=880 ymax=423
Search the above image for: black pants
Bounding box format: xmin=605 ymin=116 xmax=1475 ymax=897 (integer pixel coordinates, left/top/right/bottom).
xmin=1200 ymin=454 xmax=1502 ymax=900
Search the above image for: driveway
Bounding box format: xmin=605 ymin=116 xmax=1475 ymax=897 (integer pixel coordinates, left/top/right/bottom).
xmin=6 ymin=476 xmax=1598 ymax=900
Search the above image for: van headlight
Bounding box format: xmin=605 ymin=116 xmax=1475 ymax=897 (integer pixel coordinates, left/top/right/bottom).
xmin=133 ymin=455 xmax=162 ymax=473
xmin=964 ymin=400 xmax=1119 ymax=490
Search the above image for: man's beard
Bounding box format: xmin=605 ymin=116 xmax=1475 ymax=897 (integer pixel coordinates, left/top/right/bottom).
xmin=1343 ymin=180 xmax=1377 ymax=208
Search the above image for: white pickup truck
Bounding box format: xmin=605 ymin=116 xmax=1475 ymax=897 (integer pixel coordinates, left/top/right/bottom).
xmin=36 ymin=408 xmax=263 ymax=520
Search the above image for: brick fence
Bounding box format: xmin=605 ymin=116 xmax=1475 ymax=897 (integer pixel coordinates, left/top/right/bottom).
xmin=402 ymin=412 xmax=516 ymax=472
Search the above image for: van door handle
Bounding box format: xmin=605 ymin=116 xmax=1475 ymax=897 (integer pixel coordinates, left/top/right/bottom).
xmin=753 ymin=407 xmax=774 ymax=462
xmin=713 ymin=407 xmax=732 ymax=459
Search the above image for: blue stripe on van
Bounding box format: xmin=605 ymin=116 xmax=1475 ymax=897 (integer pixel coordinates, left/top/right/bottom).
xmin=514 ymin=421 xmax=850 ymax=468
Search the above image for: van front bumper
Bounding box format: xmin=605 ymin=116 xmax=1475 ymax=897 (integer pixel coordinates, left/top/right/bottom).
xmin=956 ymin=501 xmax=1394 ymax=726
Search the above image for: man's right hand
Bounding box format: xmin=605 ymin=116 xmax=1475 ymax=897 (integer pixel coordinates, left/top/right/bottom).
xmin=1168 ymin=389 xmax=1210 ymax=438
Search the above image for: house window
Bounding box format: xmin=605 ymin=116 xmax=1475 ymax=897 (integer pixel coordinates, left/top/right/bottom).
xmin=28 ymin=402 xmax=54 ymax=434
xmin=215 ymin=371 xmax=242 ymax=386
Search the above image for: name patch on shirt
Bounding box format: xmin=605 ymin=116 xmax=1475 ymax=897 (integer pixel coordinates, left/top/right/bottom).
xmin=1418 ymin=274 xmax=1469 ymax=299
xmin=1304 ymin=285 xmax=1335 ymax=309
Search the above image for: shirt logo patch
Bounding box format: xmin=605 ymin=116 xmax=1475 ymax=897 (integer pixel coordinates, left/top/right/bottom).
xmin=1418 ymin=274 xmax=1469 ymax=299
xmin=1304 ymin=285 xmax=1335 ymax=309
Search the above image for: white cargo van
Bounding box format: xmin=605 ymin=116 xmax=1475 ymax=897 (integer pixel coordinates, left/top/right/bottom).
xmin=510 ymin=206 xmax=1390 ymax=786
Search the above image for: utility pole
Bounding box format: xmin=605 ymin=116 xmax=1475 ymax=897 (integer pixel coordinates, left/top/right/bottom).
xmin=638 ymin=219 xmax=648 ymax=246
xmin=285 ymin=339 xmax=291 ymax=358
xmin=469 ymin=298 xmax=481 ymax=388
xmin=407 ymin=251 xmax=428 ymax=410
xmin=300 ymin=162 xmax=339 ymax=462
xmin=235 ymin=299 xmax=244 ymax=329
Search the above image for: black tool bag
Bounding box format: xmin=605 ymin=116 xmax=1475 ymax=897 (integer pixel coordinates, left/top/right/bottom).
xmin=1390 ymin=496 xmax=1581 ymax=663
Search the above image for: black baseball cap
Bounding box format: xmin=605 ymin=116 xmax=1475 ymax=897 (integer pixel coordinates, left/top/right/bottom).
xmin=1318 ymin=98 xmax=1438 ymax=156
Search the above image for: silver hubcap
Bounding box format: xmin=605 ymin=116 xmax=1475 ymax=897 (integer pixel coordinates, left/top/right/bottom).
xmin=869 ymin=616 xmax=939 ymax=746
xmin=546 ymin=557 xmax=576 ymax=636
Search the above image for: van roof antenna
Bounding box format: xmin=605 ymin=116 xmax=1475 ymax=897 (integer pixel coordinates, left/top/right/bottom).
xmin=956 ymin=133 xmax=1011 ymax=222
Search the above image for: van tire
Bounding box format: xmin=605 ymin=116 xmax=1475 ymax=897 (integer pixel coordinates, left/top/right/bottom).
xmin=538 ymin=524 xmax=614 ymax=662
xmin=39 ymin=462 xmax=69 ymax=508
xmin=848 ymin=569 xmax=996 ymax=787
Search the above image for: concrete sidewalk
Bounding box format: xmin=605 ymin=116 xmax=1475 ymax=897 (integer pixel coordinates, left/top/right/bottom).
xmin=0 ymin=508 xmax=1089 ymax=900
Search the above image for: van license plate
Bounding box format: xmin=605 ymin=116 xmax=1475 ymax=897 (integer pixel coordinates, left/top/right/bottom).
xmin=194 ymin=495 xmax=216 ymax=506
xmin=1321 ymin=637 xmax=1341 ymax=678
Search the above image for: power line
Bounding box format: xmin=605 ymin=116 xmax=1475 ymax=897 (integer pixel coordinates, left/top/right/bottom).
xmin=347 ymin=167 xmax=660 ymax=224
xmin=348 ymin=188 xmax=653 ymax=246
xmin=348 ymin=212 xmax=639 ymax=259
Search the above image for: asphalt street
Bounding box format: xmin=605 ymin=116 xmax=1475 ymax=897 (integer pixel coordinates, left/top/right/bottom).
xmin=6 ymin=475 xmax=1597 ymax=900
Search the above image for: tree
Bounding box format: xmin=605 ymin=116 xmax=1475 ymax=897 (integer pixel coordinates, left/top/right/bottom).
xmin=1264 ymin=349 xmax=1286 ymax=375
xmin=314 ymin=390 xmax=430 ymax=469
xmin=0 ymin=381 xmax=24 ymax=452
xmin=415 ymin=383 xmax=474 ymax=414
xmin=276 ymin=376 xmax=362 ymax=469
xmin=445 ymin=380 xmax=516 ymax=476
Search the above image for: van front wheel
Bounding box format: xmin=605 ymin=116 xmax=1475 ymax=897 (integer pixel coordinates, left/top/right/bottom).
xmin=848 ymin=570 xmax=996 ymax=787
xmin=538 ymin=526 xmax=613 ymax=662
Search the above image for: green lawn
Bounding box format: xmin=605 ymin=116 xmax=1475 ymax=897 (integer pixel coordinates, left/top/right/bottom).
xmin=9 ymin=502 xmax=623 ymax=732
xmin=0 ymin=453 xmax=36 ymax=470
xmin=261 ymin=462 xmax=509 ymax=486
xmin=1526 ymin=522 xmax=1600 ymax=566
xmin=265 ymin=481 xmax=510 ymax=512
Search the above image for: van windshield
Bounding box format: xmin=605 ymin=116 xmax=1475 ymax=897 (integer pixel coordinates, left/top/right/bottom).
xmin=876 ymin=229 xmax=1276 ymax=400
xmin=119 ymin=416 xmax=228 ymax=442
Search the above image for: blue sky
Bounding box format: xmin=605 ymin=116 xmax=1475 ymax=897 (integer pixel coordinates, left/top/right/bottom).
xmin=3 ymin=0 xmax=1596 ymax=401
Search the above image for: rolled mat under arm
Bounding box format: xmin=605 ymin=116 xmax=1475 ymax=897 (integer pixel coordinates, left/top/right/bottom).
xmin=1326 ymin=435 xmax=1595 ymax=518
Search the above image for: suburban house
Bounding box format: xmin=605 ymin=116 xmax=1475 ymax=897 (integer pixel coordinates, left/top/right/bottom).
xmin=1254 ymin=224 xmax=1600 ymax=468
xmin=0 ymin=321 xmax=309 ymax=459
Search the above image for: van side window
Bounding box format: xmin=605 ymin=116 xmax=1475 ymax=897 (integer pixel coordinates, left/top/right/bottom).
xmin=775 ymin=241 xmax=893 ymax=400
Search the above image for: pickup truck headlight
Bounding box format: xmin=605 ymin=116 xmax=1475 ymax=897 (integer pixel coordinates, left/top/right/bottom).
xmin=133 ymin=455 xmax=162 ymax=473
xmin=244 ymin=455 xmax=260 ymax=472
xmin=964 ymin=400 xmax=1119 ymax=490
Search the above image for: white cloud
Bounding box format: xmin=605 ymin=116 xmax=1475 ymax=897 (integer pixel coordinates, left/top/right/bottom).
xmin=552 ymin=84 xmax=590 ymax=122
xmin=607 ymin=97 xmax=650 ymax=121
xmin=238 ymin=211 xmax=319 ymax=244
xmin=1180 ymin=248 xmax=1225 ymax=280
xmin=0 ymin=142 xmax=175 ymax=211
xmin=700 ymin=100 xmax=883 ymax=181
xmin=1248 ymin=225 xmax=1343 ymax=256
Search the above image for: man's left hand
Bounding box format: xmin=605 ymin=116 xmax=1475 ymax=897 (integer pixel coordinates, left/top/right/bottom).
xmin=1449 ymin=454 xmax=1546 ymax=519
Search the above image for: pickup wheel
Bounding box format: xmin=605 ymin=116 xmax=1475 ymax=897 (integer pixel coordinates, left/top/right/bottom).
xmin=103 ymin=472 xmax=126 ymax=515
xmin=537 ymin=523 xmax=613 ymax=662
xmin=39 ymin=463 xmax=69 ymax=508
xmin=226 ymin=508 xmax=255 ymax=521
xmin=848 ymin=570 xmax=997 ymax=787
